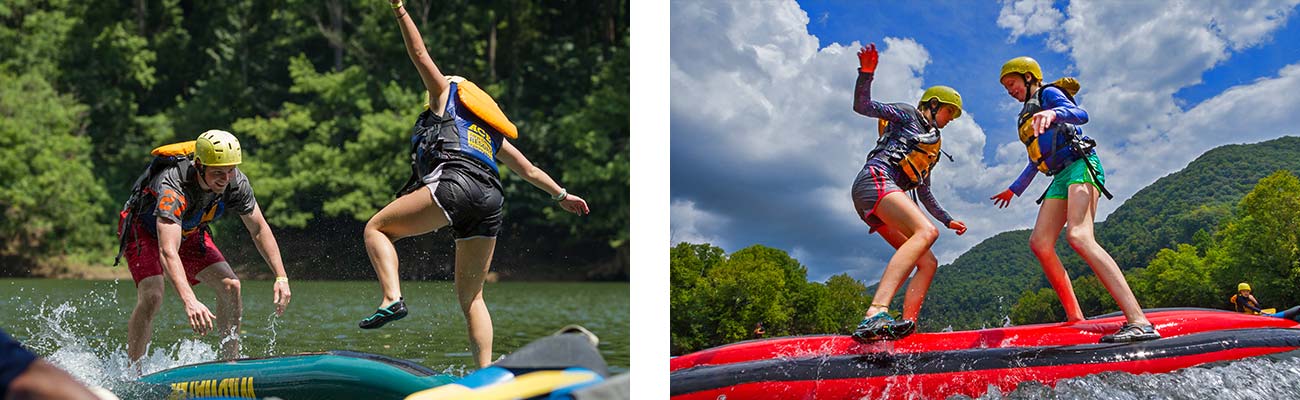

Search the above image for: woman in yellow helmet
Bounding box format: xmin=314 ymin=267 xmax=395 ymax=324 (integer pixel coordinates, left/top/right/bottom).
xmin=991 ymin=56 xmax=1158 ymax=343
xmin=849 ymin=43 xmax=968 ymax=342
xmin=361 ymin=0 xmax=590 ymax=368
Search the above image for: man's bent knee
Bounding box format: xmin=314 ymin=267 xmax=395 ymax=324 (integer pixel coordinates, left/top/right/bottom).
xmin=221 ymin=278 xmax=242 ymax=298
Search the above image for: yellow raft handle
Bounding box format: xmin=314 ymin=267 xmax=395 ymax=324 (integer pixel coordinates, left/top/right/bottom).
xmin=405 ymin=370 xmax=599 ymax=400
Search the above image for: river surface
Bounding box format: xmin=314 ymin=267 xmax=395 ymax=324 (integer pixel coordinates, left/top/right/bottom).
xmin=1 ymin=278 xmax=628 ymax=392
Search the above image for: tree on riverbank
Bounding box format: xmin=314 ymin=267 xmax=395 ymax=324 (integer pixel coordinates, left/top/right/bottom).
xmin=670 ymin=243 xmax=872 ymax=354
xmin=0 ymin=0 xmax=629 ymax=279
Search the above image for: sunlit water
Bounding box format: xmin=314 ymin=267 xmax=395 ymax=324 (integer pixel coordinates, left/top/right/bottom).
xmin=1 ymin=278 xmax=628 ymax=396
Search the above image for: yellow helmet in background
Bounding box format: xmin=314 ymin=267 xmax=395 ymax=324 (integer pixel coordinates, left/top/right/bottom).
xmin=1000 ymin=56 xmax=1043 ymax=82
xmin=1239 ymin=282 xmax=1252 ymax=292
xmin=918 ymin=85 xmax=963 ymax=119
xmin=195 ymin=130 xmax=242 ymax=167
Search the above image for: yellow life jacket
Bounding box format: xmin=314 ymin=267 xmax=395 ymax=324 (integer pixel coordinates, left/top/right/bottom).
xmin=1017 ymin=78 xmax=1081 ymax=174
xmin=429 ymin=77 xmax=519 ymax=139
xmin=1230 ymin=294 xmax=1263 ymax=315
xmin=879 ymin=119 xmax=942 ymax=184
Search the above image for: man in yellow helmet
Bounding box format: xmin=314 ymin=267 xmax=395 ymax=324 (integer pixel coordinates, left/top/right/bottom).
xmin=117 ymin=129 xmax=291 ymax=364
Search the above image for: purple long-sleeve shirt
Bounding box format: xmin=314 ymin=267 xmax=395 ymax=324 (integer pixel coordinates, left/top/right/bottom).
xmin=854 ymin=72 xmax=954 ymax=225
xmin=1007 ymin=85 xmax=1090 ymax=196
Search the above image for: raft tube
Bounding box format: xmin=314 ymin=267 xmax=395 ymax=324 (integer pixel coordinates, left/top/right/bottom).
xmin=405 ymin=326 xmax=609 ymax=399
xmin=670 ymin=308 xmax=1300 ymax=400
xmin=140 ymin=325 xmax=617 ymax=400
xmin=140 ymin=350 xmax=456 ymax=399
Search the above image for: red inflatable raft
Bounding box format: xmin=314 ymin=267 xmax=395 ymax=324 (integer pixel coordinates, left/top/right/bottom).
xmin=670 ymin=309 xmax=1300 ymax=399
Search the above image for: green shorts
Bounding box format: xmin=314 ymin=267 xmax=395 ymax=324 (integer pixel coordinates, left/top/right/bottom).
xmin=1044 ymin=153 xmax=1105 ymax=200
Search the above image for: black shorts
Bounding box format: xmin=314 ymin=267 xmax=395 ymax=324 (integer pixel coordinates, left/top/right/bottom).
xmin=422 ymin=164 xmax=504 ymax=239
xmin=1 ymin=328 xmax=38 ymax=397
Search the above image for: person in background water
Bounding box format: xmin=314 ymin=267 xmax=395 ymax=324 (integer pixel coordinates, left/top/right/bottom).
xmin=849 ymin=42 xmax=968 ymax=342
xmin=1232 ymin=282 xmax=1264 ymax=314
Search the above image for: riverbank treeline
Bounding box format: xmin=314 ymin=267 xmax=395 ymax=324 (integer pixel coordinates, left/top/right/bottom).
xmin=0 ymin=0 xmax=629 ymax=280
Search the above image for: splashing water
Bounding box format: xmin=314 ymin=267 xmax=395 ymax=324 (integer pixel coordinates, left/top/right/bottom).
xmin=265 ymin=312 xmax=280 ymax=355
xmin=14 ymin=288 xmax=220 ymax=394
xmin=950 ymin=352 xmax=1300 ymax=399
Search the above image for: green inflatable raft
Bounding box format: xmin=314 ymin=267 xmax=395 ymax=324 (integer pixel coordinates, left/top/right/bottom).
xmin=138 ymin=350 xmax=456 ymax=399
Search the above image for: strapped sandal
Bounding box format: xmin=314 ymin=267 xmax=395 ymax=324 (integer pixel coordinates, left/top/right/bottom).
xmin=1100 ymin=323 xmax=1161 ymax=343
xmin=359 ymin=298 xmax=408 ymax=329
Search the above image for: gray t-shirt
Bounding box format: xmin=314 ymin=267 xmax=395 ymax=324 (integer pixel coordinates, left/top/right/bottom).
xmin=145 ymin=164 xmax=257 ymax=236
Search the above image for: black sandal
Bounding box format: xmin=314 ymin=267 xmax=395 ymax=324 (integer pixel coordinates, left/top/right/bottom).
xmin=359 ymin=298 xmax=408 ymax=329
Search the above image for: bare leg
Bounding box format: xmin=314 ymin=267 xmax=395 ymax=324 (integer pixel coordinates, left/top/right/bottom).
xmin=197 ymin=262 xmax=242 ymax=360
xmin=876 ymin=225 xmax=939 ymax=321
xmin=1064 ymin=183 xmax=1150 ymax=326
xmin=864 ymin=192 xmax=940 ymax=317
xmin=454 ymin=237 xmax=497 ymax=368
xmin=128 ymin=276 xmax=166 ymax=363
xmin=1029 ymin=198 xmax=1085 ymax=322
xmin=364 ymin=187 xmax=450 ymax=306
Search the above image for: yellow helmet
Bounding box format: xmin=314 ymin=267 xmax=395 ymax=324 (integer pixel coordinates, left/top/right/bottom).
xmin=1239 ymin=282 xmax=1252 ymax=291
xmin=1000 ymin=56 xmax=1043 ymax=82
xmin=195 ymin=130 xmax=242 ymax=167
xmin=918 ymin=85 xmax=963 ymax=119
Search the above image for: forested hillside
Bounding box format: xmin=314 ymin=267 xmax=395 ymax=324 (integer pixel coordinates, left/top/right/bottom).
xmin=889 ymin=137 xmax=1300 ymax=329
xmin=0 ymin=0 xmax=629 ymax=280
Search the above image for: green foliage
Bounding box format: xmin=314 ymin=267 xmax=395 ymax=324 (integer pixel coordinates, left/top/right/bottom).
xmin=1128 ymin=244 xmax=1218 ymax=308
xmin=0 ymin=0 xmax=629 ymax=276
xmin=1098 ymin=137 xmax=1300 ymax=268
xmin=1010 ymin=287 xmax=1062 ymax=325
xmin=0 ymin=71 xmax=111 ymax=267
xmin=921 ymin=137 xmax=1300 ymax=330
xmin=1209 ymin=170 xmax=1300 ymax=307
xmin=669 ymin=243 xmax=871 ymax=355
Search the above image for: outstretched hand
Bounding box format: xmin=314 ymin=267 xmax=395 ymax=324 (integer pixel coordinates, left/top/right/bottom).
xmin=559 ymin=194 xmax=590 ymax=215
xmin=858 ymin=43 xmax=878 ymax=73
xmin=273 ymin=280 xmax=291 ymax=316
xmin=990 ymin=189 xmax=1015 ymax=208
xmin=184 ymin=300 xmax=216 ymax=335
xmin=1031 ymin=110 xmax=1057 ymax=135
xmin=948 ymin=220 xmax=967 ymax=236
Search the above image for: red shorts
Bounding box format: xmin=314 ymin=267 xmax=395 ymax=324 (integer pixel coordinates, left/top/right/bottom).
xmin=119 ymin=213 xmax=226 ymax=286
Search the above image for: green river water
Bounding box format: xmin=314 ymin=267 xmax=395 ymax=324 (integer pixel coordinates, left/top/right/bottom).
xmin=0 ymin=278 xmax=628 ymax=387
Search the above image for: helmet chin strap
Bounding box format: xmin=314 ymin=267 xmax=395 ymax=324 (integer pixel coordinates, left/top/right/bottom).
xmin=925 ymin=98 xmax=940 ymax=127
xmin=196 ymin=162 xmax=214 ymax=192
xmin=1022 ymin=74 xmax=1035 ymax=103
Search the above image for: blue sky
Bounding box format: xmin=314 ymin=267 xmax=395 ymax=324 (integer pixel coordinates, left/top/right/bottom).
xmin=670 ymin=0 xmax=1300 ymax=284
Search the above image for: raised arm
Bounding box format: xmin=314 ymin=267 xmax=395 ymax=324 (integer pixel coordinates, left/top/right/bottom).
xmin=852 ymin=44 xmax=912 ymax=123
xmin=496 ymin=139 xmax=590 ymax=215
xmin=389 ymin=0 xmax=450 ymax=111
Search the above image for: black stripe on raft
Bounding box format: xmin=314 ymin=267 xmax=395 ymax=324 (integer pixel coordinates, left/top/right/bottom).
xmin=670 ymin=328 xmax=1300 ymax=396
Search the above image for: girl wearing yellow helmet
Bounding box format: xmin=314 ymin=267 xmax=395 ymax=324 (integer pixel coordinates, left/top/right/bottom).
xmin=992 ymin=56 xmax=1159 ymax=343
xmin=360 ymin=0 xmax=590 ymax=368
xmin=849 ymin=42 xmax=968 ymax=342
